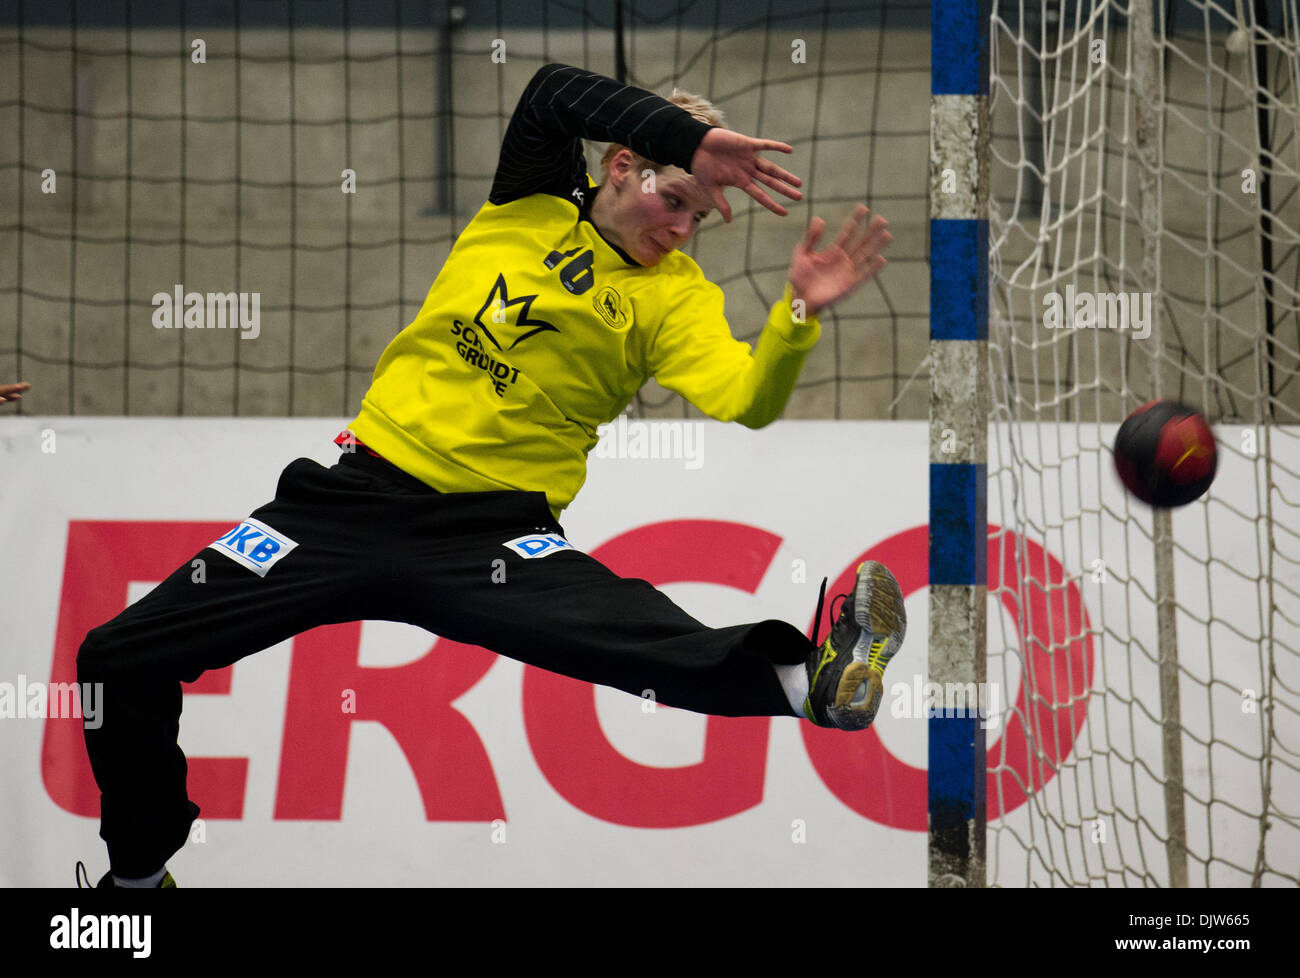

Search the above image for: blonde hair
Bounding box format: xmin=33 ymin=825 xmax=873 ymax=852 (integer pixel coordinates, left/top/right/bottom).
xmin=599 ymin=89 xmax=726 ymax=181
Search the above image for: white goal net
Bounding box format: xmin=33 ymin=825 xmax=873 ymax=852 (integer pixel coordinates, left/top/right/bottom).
xmin=985 ymin=0 xmax=1299 ymax=886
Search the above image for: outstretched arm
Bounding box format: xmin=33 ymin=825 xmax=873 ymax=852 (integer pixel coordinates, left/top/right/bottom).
xmin=649 ymin=281 xmax=820 ymax=430
xmin=488 ymin=63 xmax=803 ymax=219
xmin=488 ymin=63 xmax=715 ymax=205
xmin=650 ymin=204 xmax=894 ymax=427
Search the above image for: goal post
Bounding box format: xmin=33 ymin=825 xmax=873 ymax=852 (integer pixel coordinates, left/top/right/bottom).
xmin=928 ymin=0 xmax=991 ymax=888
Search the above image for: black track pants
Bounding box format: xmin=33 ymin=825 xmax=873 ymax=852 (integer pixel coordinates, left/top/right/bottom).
xmin=77 ymin=451 xmax=809 ymax=876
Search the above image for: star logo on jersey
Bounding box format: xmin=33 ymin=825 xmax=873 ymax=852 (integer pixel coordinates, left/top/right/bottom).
xmin=474 ymin=274 xmax=559 ymax=351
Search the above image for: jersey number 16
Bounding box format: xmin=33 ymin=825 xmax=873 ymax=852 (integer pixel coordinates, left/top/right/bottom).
xmin=543 ymin=248 xmax=595 ymax=296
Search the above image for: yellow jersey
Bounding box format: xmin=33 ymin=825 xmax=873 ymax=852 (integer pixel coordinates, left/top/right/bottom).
xmin=348 ymin=64 xmax=820 ymax=518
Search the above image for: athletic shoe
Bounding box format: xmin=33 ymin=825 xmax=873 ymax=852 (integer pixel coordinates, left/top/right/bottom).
xmin=76 ymin=861 xmax=176 ymax=888
xmin=803 ymin=560 xmax=906 ymax=730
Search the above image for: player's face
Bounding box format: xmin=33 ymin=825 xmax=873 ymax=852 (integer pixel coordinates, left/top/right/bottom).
xmin=606 ymin=161 xmax=713 ymax=267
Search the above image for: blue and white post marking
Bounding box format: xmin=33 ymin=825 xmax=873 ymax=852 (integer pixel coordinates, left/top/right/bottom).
xmin=928 ymin=0 xmax=989 ymax=887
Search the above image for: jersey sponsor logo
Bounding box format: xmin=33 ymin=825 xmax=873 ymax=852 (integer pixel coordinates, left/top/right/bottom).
xmin=474 ymin=274 xmax=559 ymax=351
xmin=593 ymin=286 xmax=627 ymax=329
xmin=209 ymin=517 xmax=299 ymax=577
xmin=451 ymin=320 xmax=521 ymax=398
xmin=503 ymin=532 xmax=574 ymax=559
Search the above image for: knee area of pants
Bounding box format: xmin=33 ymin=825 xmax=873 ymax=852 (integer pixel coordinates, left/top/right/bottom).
xmin=77 ymin=625 xmax=123 ymax=681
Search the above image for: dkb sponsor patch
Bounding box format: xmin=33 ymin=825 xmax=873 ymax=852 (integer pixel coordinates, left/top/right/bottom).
xmin=209 ymin=517 xmax=299 ymax=576
xmin=503 ymin=533 xmax=573 ymax=559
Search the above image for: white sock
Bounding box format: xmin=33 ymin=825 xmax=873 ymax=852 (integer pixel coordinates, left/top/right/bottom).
xmin=112 ymin=867 xmax=168 ymax=888
xmin=774 ymin=662 xmax=809 ymax=717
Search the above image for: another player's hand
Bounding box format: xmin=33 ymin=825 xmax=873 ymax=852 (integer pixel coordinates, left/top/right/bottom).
xmin=787 ymin=205 xmax=891 ymax=319
xmin=688 ymin=128 xmax=803 ymax=222
xmin=0 ymin=382 xmax=30 ymax=403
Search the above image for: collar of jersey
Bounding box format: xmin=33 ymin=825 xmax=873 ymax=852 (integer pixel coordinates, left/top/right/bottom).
xmin=580 ymin=184 xmax=643 ymax=269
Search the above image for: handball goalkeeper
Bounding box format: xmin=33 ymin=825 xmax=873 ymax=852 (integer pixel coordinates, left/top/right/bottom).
xmin=77 ymin=62 xmax=902 ymax=888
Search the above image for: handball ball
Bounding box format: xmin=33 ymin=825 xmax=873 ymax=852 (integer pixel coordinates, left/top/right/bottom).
xmin=1113 ymin=399 xmax=1217 ymax=507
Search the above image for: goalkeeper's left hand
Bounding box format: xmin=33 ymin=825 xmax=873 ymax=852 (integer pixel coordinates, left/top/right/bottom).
xmin=787 ymin=204 xmax=892 ymax=319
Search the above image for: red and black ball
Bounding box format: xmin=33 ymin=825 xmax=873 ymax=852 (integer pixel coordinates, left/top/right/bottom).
xmin=1113 ymin=399 xmax=1217 ymax=507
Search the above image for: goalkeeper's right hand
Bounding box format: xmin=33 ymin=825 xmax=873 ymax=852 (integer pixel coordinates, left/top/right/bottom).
xmin=688 ymin=128 xmax=804 ymax=222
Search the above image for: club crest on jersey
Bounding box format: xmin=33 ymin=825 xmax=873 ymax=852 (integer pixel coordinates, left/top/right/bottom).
xmin=474 ymin=273 xmax=559 ymax=351
xmin=209 ymin=517 xmax=299 ymax=577
xmin=503 ymin=532 xmax=574 ymax=560
xmin=593 ymin=286 xmax=628 ymax=329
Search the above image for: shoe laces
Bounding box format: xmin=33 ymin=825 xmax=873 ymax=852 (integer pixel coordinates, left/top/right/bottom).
xmin=809 ymin=576 xmax=850 ymax=650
